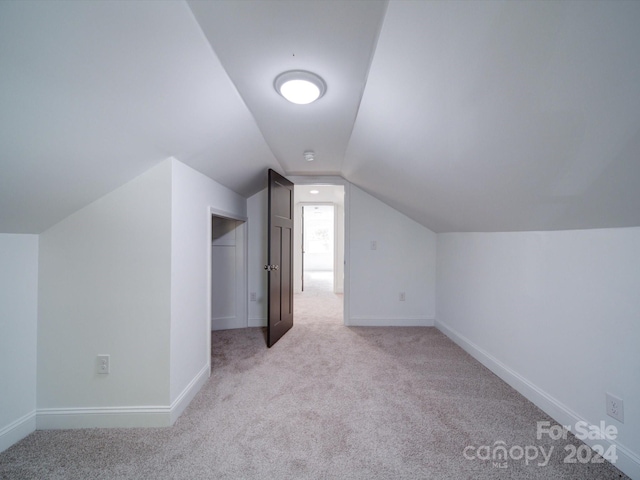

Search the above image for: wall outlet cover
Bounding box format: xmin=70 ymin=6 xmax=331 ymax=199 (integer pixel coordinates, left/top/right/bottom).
xmin=606 ymin=393 xmax=624 ymax=423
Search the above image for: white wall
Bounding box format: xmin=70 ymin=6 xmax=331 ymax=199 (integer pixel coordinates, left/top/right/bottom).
xmin=348 ymin=185 xmax=436 ymax=326
xmin=0 ymin=234 xmax=38 ymax=453
xmin=35 ymin=158 xmax=247 ymax=430
xmin=37 ymin=159 xmax=173 ymax=428
xmin=169 ymin=159 xmax=246 ymax=415
xmin=247 ymin=189 xmax=268 ymax=327
xmin=436 ymin=228 xmax=640 ymax=479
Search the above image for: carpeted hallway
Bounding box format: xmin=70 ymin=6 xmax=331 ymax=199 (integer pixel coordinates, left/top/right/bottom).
xmin=295 ymin=270 xmax=343 ymax=325
xmin=0 ymin=280 xmax=627 ymax=479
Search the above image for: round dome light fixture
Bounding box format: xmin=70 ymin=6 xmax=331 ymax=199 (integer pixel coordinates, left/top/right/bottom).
xmin=275 ymin=70 xmax=326 ymax=105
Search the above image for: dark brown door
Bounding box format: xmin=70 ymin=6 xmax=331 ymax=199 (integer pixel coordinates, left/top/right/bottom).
xmin=266 ymin=169 xmax=294 ymax=347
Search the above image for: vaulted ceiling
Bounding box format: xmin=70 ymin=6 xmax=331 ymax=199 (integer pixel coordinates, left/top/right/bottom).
xmin=1 ymin=0 xmax=639 ymax=234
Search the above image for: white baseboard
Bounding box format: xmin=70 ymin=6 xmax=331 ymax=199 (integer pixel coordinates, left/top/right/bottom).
xmin=212 ymin=316 xmax=242 ymax=330
xmin=251 ymin=316 xmax=419 ymax=328
xmin=347 ymin=316 xmax=434 ymax=327
xmin=435 ymin=319 xmax=640 ymax=480
xmin=170 ymin=364 xmax=209 ymax=425
xmin=0 ymin=411 xmax=36 ymax=453
xmin=37 ymin=405 xmax=172 ymax=429
xmin=37 ymin=364 xmax=210 ymax=430
xmin=249 ymin=317 xmax=266 ymax=327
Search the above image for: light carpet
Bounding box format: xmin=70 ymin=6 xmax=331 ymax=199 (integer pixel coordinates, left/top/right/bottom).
xmin=0 ymin=275 xmax=627 ymax=479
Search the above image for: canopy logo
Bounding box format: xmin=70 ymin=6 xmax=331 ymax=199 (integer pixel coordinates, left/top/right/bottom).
xmin=463 ymin=420 xmax=618 ymax=469
xmin=463 ymin=441 xmax=553 ymax=469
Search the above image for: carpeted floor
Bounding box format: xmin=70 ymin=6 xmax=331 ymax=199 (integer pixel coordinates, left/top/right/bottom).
xmin=0 ymin=275 xmax=628 ymax=479
xmin=296 ymin=270 xmax=343 ymax=325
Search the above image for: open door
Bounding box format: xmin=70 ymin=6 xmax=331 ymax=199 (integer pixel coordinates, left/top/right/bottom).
xmin=266 ymin=169 xmax=294 ymax=347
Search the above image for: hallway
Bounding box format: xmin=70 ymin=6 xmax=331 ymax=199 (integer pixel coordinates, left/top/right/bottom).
xmin=294 ymin=271 xmax=343 ymax=325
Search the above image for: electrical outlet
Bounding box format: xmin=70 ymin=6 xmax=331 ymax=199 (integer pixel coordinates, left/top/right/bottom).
xmin=370 ymin=240 xmax=377 ymax=250
xmin=606 ymin=393 xmax=624 ymax=423
xmin=399 ymin=292 xmax=406 ymax=302
xmin=250 ymin=292 xmax=257 ymax=302
xmin=97 ymin=355 xmax=110 ymax=375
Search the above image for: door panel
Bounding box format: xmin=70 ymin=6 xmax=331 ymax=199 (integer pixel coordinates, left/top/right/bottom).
xmin=267 ymin=169 xmax=294 ymax=347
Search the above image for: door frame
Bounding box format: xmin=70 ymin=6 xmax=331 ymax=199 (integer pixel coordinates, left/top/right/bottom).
xmin=289 ymin=176 xmax=350 ymax=325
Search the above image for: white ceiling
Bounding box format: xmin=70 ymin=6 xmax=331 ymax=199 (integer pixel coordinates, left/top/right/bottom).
xmin=1 ymin=0 xmax=639 ymax=234
xmin=188 ymin=0 xmax=386 ymax=176
xmin=295 ymin=185 xmax=345 ymax=207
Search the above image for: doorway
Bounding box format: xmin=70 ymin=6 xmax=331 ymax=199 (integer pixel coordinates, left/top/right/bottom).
xmin=210 ymin=214 xmax=247 ymax=331
xmin=302 ymin=204 xmax=334 ymax=293
xmin=293 ymin=184 xmax=345 ymax=324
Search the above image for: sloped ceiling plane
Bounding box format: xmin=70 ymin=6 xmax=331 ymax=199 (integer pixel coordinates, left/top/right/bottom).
xmin=1 ymin=0 xmax=639 ymax=234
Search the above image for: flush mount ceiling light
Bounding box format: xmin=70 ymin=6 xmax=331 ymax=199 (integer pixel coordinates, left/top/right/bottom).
xmin=309 ymin=189 xmax=320 ymax=195
xmin=304 ymin=151 xmax=315 ymax=162
xmin=275 ymin=70 xmax=326 ymax=105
